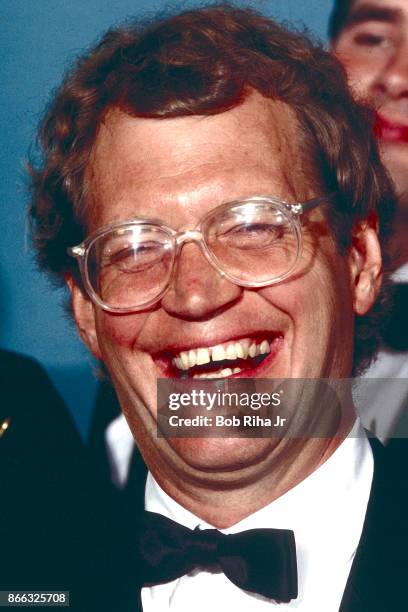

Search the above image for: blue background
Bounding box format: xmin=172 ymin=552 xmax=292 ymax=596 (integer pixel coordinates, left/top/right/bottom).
xmin=1 ymin=0 xmax=333 ymax=436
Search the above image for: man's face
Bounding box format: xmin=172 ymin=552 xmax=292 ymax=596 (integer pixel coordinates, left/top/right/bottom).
xmin=333 ymin=0 xmax=408 ymax=200
xmin=72 ymin=93 xmax=379 ymax=486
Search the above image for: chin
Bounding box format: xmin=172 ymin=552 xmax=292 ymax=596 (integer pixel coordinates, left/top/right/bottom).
xmin=166 ymin=435 xmax=278 ymax=474
xmin=380 ymin=144 xmax=408 ymax=197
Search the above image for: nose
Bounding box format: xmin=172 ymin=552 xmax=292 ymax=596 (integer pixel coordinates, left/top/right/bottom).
xmin=160 ymin=242 xmax=243 ymax=320
xmin=374 ymin=41 xmax=408 ymax=98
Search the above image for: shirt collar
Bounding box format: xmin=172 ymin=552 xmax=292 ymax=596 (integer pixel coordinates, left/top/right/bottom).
xmin=145 ymin=420 xmax=373 ymax=550
xmin=392 ymin=262 xmax=408 ymax=283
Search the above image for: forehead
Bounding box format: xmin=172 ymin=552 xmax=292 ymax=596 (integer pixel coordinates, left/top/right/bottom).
xmin=86 ymin=93 xmax=316 ymax=229
xmin=345 ymin=0 xmax=408 ymax=26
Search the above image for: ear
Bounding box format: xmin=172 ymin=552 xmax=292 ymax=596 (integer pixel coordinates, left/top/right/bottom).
xmin=65 ymin=275 xmax=103 ymax=360
xmin=348 ymin=215 xmax=382 ymax=316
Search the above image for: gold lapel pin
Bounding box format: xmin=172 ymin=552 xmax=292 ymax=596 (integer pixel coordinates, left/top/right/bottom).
xmin=0 ymin=418 xmax=10 ymax=438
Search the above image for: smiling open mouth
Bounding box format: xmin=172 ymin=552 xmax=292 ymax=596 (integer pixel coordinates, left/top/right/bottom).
xmin=158 ymin=335 xmax=283 ymax=378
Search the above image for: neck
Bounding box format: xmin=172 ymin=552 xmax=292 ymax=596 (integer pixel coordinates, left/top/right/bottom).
xmin=151 ymin=404 xmax=356 ymax=529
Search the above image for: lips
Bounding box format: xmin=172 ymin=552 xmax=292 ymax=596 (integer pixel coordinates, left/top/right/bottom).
xmin=374 ymin=114 xmax=408 ymax=144
xmin=154 ymin=334 xmax=284 ymax=379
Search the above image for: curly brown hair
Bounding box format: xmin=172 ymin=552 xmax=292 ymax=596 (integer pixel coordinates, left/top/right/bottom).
xmin=29 ymin=3 xmax=396 ymax=374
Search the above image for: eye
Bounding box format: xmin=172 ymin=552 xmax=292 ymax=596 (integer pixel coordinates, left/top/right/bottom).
xmin=353 ymin=32 xmax=391 ymax=48
xmin=103 ymin=241 xmax=166 ymax=272
xmin=219 ymin=222 xmax=285 ymax=249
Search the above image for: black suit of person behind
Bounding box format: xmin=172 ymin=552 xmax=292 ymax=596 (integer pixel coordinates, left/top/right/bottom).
xmin=0 ymin=349 xmax=101 ymax=609
xmin=89 ymin=384 xmax=408 ymax=612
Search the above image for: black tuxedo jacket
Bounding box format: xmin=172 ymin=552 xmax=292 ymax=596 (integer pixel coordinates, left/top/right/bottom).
xmin=86 ymin=436 xmax=408 ymax=612
xmin=0 ymin=350 xmax=93 ymax=598
xmin=340 ymin=438 xmax=408 ymax=611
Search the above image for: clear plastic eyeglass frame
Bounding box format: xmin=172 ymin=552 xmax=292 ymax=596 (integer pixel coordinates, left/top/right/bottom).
xmin=67 ymin=194 xmax=330 ymax=314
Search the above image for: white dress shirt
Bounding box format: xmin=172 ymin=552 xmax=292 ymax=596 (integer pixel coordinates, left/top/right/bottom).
xmin=105 ymin=412 xmax=135 ymax=488
xmin=141 ymin=422 xmax=373 ymax=612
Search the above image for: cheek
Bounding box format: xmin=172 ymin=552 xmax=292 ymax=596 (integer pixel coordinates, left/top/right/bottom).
xmin=94 ymin=311 xmax=158 ymax=412
xmin=334 ymin=50 xmax=379 ymax=97
xmin=259 ymin=252 xmax=353 ymax=334
xmin=95 ymin=311 xmax=150 ymax=352
xmin=381 ymin=144 xmax=408 ymax=187
xmin=349 ymin=67 xmax=378 ymax=99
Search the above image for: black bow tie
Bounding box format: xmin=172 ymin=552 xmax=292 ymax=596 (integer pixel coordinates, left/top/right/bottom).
xmin=136 ymin=511 xmax=298 ymax=603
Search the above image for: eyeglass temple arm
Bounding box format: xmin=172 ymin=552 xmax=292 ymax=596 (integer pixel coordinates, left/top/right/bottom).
xmin=292 ymin=194 xmax=335 ymax=216
xmin=67 ymin=245 xmax=85 ymax=258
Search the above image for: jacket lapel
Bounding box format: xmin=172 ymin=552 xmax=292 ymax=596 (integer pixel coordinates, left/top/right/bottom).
xmin=340 ymin=438 xmax=408 ymax=611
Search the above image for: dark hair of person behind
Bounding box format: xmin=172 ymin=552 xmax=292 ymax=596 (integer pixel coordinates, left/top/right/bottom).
xmin=29 ymin=3 xmax=396 ymax=374
xmin=328 ymin=0 xmax=355 ymax=40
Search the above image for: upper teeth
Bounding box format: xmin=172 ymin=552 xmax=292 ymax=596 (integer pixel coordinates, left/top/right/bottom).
xmin=172 ymin=338 xmax=271 ymax=371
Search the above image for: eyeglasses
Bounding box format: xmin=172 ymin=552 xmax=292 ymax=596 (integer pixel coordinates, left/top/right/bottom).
xmin=68 ymin=194 xmax=329 ymax=314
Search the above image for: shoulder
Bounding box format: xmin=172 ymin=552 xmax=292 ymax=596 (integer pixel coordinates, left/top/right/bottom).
xmin=0 ymin=349 xmax=80 ymax=450
xmin=370 ymin=436 xmax=408 ymax=490
xmin=356 ymin=438 xmax=408 ymax=606
xmin=340 ymin=437 xmax=408 ymax=611
xmin=367 ymin=436 xmax=408 ymax=523
xmin=0 ymin=351 xmax=92 ymax=598
xmin=0 ymin=348 xmax=62 ymax=407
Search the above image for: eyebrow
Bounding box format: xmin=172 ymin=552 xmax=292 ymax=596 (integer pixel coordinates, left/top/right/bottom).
xmin=344 ymin=4 xmax=402 ymax=28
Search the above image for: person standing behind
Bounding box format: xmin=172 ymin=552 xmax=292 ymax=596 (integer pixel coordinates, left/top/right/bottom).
xmin=330 ymin=0 xmax=408 ymax=439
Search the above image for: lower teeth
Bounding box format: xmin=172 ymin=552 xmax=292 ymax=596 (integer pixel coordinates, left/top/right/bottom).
xmin=193 ymin=367 xmax=242 ymax=379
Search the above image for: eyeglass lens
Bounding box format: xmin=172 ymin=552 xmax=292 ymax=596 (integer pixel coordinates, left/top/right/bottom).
xmin=203 ymin=203 xmax=298 ymax=284
xmin=86 ymin=202 xmax=299 ymax=310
